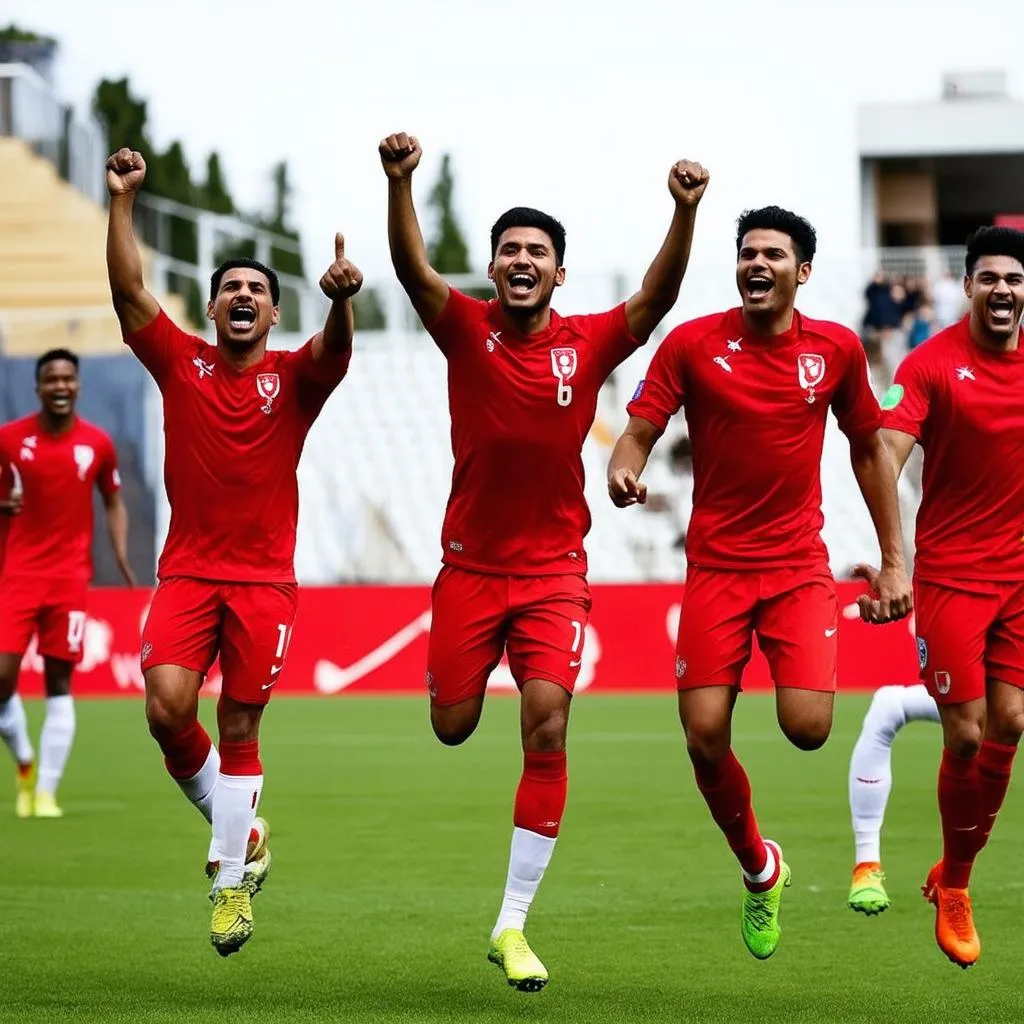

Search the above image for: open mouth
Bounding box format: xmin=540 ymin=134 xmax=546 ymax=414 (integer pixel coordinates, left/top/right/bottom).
xmin=50 ymin=394 xmax=72 ymax=410
xmin=988 ymin=297 xmax=1015 ymax=325
xmin=744 ymin=275 xmax=774 ymax=301
xmin=508 ymin=272 xmax=536 ymax=296
xmin=229 ymin=305 xmax=257 ymax=330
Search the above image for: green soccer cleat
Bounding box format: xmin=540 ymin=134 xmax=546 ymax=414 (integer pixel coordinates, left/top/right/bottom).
xmin=741 ymin=840 xmax=791 ymax=960
xmin=487 ymin=928 xmax=549 ymax=993
xmin=848 ymin=861 xmax=891 ymax=915
xmin=209 ymin=884 xmax=254 ymax=957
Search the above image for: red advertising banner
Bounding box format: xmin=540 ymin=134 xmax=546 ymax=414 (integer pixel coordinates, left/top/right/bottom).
xmin=15 ymin=584 xmax=920 ymax=698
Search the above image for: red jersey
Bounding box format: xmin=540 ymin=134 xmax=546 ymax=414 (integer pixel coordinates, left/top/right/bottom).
xmin=883 ymin=317 xmax=1024 ymax=582
xmin=627 ymin=308 xmax=882 ymax=569
xmin=426 ymin=289 xmax=642 ymax=576
xmin=0 ymin=414 xmax=120 ymax=581
xmin=125 ymin=310 xmax=349 ymax=584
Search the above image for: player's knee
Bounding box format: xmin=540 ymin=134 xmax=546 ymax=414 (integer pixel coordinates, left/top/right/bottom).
xmin=523 ymin=710 xmax=568 ymax=753
xmin=943 ymin=720 xmax=983 ymax=758
xmin=683 ymin=723 xmax=731 ymax=767
xmin=780 ymin=716 xmax=831 ymax=751
xmin=145 ymin=692 xmax=195 ymax=744
xmin=429 ymin=705 xmax=476 ymax=746
xmin=866 ymin=686 xmax=907 ymax=743
xmin=987 ymin=708 xmax=1024 ymax=748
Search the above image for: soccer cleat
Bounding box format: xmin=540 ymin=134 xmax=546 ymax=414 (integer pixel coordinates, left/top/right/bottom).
xmin=487 ymin=929 xmax=549 ymax=992
xmin=32 ymin=791 xmax=63 ymax=818
xmin=848 ymin=861 xmax=891 ymax=915
xmin=205 ymin=818 xmax=273 ymax=897
xmin=922 ymin=861 xmax=980 ymax=969
xmin=209 ymin=884 xmax=254 ymax=957
xmin=15 ymin=765 xmax=34 ymax=819
xmin=741 ymin=840 xmax=791 ymax=960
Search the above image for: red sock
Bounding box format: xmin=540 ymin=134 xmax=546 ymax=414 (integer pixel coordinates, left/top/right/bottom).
xmin=161 ymin=721 xmax=213 ymax=780
xmin=692 ymin=750 xmax=770 ymax=883
xmin=513 ymin=751 xmax=567 ymax=839
xmin=938 ymin=748 xmax=980 ymax=889
xmin=219 ymin=739 xmax=262 ymax=777
xmin=972 ymin=740 xmax=1016 ymax=857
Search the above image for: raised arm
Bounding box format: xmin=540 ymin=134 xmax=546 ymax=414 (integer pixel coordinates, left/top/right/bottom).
xmin=607 ymin=416 xmax=664 ymax=508
xmin=313 ymin=232 xmax=363 ymax=360
xmin=379 ymin=133 xmax=449 ymax=325
xmin=624 ymin=160 xmax=710 ymax=342
xmin=105 ymin=149 xmax=161 ymax=335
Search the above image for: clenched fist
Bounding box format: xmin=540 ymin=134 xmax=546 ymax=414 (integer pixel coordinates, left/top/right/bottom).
xmin=379 ymin=132 xmax=422 ymax=179
xmin=668 ymin=160 xmax=710 ymax=207
xmin=319 ymin=233 xmax=363 ymax=301
xmin=106 ymin=148 xmax=146 ymax=197
xmin=608 ymin=468 xmax=648 ymax=508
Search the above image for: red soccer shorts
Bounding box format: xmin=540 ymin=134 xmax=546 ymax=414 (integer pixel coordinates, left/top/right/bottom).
xmin=141 ymin=577 xmax=298 ymax=705
xmin=914 ymin=578 xmax=1024 ymax=704
xmin=426 ymin=566 xmax=592 ymax=706
xmin=675 ymin=565 xmax=838 ymax=691
xmin=0 ymin=575 xmax=89 ymax=663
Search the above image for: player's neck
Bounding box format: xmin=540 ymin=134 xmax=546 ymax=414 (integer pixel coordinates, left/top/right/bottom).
xmin=741 ymin=306 xmax=795 ymax=338
xmin=37 ymin=409 xmax=75 ymax=435
xmin=498 ymin=304 xmax=552 ymax=336
xmin=216 ymin=337 xmax=269 ymax=370
xmin=968 ymin=314 xmax=1021 ymax=354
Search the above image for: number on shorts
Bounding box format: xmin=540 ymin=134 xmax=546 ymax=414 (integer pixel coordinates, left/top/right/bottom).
xmin=275 ymin=622 xmax=293 ymax=659
xmin=570 ymin=620 xmax=582 ymax=652
xmin=67 ymin=611 xmax=86 ymax=654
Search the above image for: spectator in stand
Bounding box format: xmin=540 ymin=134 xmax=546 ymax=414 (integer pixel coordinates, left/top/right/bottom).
xmin=907 ymin=303 xmax=938 ymax=350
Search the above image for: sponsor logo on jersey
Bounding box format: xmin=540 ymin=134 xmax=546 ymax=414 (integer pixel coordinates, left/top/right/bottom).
xmin=631 ymin=380 xmax=645 ymax=401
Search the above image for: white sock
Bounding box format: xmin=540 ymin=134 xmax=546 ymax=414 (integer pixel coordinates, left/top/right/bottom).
xmin=491 ymin=826 xmax=557 ymax=940
xmin=37 ymin=695 xmax=75 ymax=795
xmin=175 ymin=744 xmax=220 ymax=824
xmin=0 ymin=695 xmax=34 ymax=766
xmin=742 ymin=840 xmax=778 ymax=886
xmin=209 ymin=773 xmax=263 ymax=889
xmin=850 ymin=684 xmax=940 ymax=864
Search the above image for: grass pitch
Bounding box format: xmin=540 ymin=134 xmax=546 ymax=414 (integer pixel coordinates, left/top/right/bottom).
xmin=1 ymin=694 xmax=1020 ymax=1023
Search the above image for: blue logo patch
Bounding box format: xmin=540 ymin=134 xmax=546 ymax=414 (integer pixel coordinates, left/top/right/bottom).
xmin=917 ymin=636 xmax=928 ymax=671
xmin=631 ymin=380 xmax=645 ymax=401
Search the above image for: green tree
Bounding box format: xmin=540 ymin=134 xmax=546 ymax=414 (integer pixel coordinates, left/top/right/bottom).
xmin=200 ymin=153 xmax=234 ymax=215
xmin=427 ymin=153 xmax=472 ymax=274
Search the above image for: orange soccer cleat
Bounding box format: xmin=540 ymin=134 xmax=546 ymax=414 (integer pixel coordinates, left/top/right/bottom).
xmin=922 ymin=861 xmax=980 ymax=968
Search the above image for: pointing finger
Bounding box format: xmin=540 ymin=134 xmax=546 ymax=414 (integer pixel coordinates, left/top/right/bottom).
xmin=335 ymin=232 xmax=345 ymax=260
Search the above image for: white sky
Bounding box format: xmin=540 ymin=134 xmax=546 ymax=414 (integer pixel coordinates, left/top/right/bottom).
xmin=9 ymin=0 xmax=1024 ymax=317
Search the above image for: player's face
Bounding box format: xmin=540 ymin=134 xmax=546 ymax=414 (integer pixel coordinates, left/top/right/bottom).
xmin=488 ymin=228 xmax=565 ymax=313
xmin=735 ymin=229 xmax=811 ymax=319
xmin=207 ymin=268 xmax=280 ymax=351
xmin=965 ymin=255 xmax=1024 ymax=342
xmin=36 ymin=359 xmax=79 ymax=418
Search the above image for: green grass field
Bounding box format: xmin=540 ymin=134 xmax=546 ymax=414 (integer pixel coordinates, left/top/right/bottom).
xmin=1 ymin=694 xmax=1020 ymax=1023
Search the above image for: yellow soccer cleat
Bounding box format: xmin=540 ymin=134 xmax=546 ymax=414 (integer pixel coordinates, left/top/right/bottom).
xmin=210 ymin=885 xmax=254 ymax=957
xmin=15 ymin=765 xmax=34 ymax=819
xmin=33 ymin=790 xmax=63 ymax=819
xmin=487 ymin=929 xmax=549 ymax=993
xmin=848 ymin=861 xmax=892 ymax=916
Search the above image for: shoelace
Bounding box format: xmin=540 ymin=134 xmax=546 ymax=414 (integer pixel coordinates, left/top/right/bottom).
xmin=943 ymin=892 xmax=973 ymax=939
xmin=745 ymin=893 xmax=774 ymax=930
xmin=214 ymin=889 xmax=250 ymax=921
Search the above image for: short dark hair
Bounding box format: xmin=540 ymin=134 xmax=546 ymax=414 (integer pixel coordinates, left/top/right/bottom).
xmin=490 ymin=207 xmax=567 ymax=266
xmin=736 ymin=206 xmax=817 ymax=264
xmin=210 ymin=258 xmax=280 ymax=305
xmin=36 ymin=348 xmax=79 ymax=381
xmin=965 ymin=226 xmax=1024 ymax=276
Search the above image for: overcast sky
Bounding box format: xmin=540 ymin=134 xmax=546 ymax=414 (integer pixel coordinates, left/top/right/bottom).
xmin=9 ymin=0 xmax=1024 ymax=317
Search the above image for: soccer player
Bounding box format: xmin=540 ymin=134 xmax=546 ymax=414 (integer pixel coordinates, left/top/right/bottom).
xmin=105 ymin=147 xmax=362 ymax=956
xmin=608 ymin=206 xmax=912 ymax=960
xmin=855 ymin=226 xmax=1024 ymax=968
xmin=379 ymin=130 xmax=709 ymax=991
xmin=0 ymin=350 xmax=133 ymax=819
xmin=847 ymin=683 xmax=939 ymax=915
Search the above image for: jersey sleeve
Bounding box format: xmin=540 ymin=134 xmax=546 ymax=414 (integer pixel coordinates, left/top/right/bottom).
xmin=881 ymin=350 xmax=932 ymax=441
xmin=122 ymin=308 xmax=192 ymax=383
xmin=96 ymin=433 xmax=122 ymax=498
xmin=575 ymin=303 xmax=643 ymax=377
xmin=625 ymin=326 xmax=688 ymax=431
xmin=423 ymin=289 xmax=489 ymax=356
xmin=288 ymin=338 xmax=351 ymax=420
xmin=830 ymin=335 xmax=883 ymax=440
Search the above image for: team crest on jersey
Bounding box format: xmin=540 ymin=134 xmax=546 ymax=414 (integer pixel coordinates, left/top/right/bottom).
xmin=797 ymin=353 xmax=826 ymax=404
xmin=675 ymin=657 xmax=687 ymax=680
xmin=917 ymin=636 xmax=928 ymax=671
xmin=256 ymin=373 xmax=281 ymax=415
xmin=551 ymin=348 xmax=578 ymax=408
xmin=19 ymin=435 xmax=37 ymax=461
xmin=73 ymin=445 xmax=95 ymax=481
